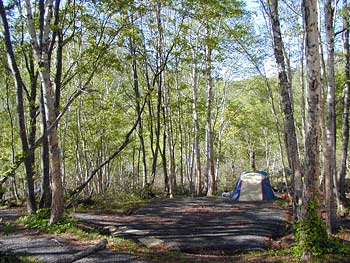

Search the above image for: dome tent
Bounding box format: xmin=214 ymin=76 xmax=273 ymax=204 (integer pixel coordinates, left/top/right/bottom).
xmin=231 ymin=171 xmax=276 ymax=201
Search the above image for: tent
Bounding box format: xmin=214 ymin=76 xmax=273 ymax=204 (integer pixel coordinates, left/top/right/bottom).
xmin=231 ymin=171 xmax=276 ymax=201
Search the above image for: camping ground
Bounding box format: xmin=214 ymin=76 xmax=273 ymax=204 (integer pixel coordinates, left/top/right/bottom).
xmin=1 ymin=197 xmax=350 ymax=262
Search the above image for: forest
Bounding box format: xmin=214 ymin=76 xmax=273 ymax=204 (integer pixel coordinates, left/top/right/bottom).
xmin=0 ymin=0 xmax=350 ymax=261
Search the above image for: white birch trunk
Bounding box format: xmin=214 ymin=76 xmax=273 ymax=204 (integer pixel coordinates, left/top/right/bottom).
xmin=302 ymin=0 xmax=323 ymax=258
xmin=324 ymin=0 xmax=337 ymax=234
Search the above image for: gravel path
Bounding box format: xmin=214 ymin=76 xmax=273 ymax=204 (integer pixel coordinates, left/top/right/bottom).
xmin=73 ymin=197 xmax=292 ymax=254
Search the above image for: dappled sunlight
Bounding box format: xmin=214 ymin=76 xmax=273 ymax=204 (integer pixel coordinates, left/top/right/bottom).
xmin=72 ymin=198 xmax=291 ymax=254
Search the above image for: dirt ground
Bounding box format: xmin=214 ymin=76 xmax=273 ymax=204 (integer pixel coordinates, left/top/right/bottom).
xmin=73 ymin=197 xmax=293 ymax=254
xmin=2 ymin=198 xmax=350 ymax=262
xmin=0 ymin=207 xmax=150 ymax=263
xmin=0 ymin=198 xmax=292 ymax=262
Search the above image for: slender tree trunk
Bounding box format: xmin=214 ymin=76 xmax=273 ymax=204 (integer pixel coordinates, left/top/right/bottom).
xmin=154 ymin=2 xmax=170 ymax=195
xmin=338 ymin=0 xmax=350 ymax=201
xmin=161 ymin=116 xmax=169 ymax=193
xmin=4 ymin=73 xmax=20 ymax=201
xmin=300 ymin=31 xmax=307 ymax=144
xmin=301 ymin=0 xmax=323 ymax=259
xmin=0 ymin=0 xmax=36 ymax=214
xmin=266 ymin=0 xmax=303 ymax=219
xmin=147 ymin=91 xmax=156 ymax=186
xmin=215 ymin=82 xmax=227 ymax=188
xmin=129 ymin=28 xmax=148 ymax=188
xmin=39 ymin=88 xmax=51 ymax=208
xmin=165 ymin=81 xmax=175 ymax=198
xmin=148 ymin=5 xmax=164 ymax=188
xmin=192 ymin=51 xmax=202 ymax=196
xmin=176 ymin=67 xmax=185 ymax=194
xmin=26 ymin=56 xmax=38 ymax=210
xmin=324 ymin=0 xmax=337 ymax=234
xmin=205 ymin=27 xmax=216 ymax=197
xmin=303 ymin=0 xmax=322 ymax=211
xmin=249 ymin=147 xmax=256 ymax=171
xmin=24 ymin=0 xmax=64 ymax=224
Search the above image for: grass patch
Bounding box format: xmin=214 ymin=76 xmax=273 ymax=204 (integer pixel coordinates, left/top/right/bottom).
xmin=20 ymin=256 xmax=45 ymax=263
xmin=1 ymin=221 xmax=17 ymax=235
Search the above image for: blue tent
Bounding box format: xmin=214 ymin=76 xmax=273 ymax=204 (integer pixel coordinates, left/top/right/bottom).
xmin=232 ymin=171 xmax=276 ymax=201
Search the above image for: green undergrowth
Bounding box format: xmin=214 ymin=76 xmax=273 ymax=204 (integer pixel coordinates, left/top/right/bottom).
xmin=290 ymin=201 xmax=350 ymax=262
xmin=17 ymin=209 xmax=77 ymax=235
xmin=1 ymin=221 xmax=17 ymax=235
xmin=20 ymin=256 xmax=45 ymax=263
xmin=16 ymin=208 xmax=147 ymax=251
xmin=288 ymin=236 xmax=350 ymax=262
xmin=0 ymin=253 xmax=44 ymax=263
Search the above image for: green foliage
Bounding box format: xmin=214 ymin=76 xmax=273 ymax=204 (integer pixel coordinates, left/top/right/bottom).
xmin=327 ymin=236 xmax=350 ymax=256
xmin=19 ymin=257 xmax=44 ymax=263
xmin=293 ymin=201 xmax=329 ymax=258
xmin=292 ymin=201 xmax=350 ymax=260
xmin=1 ymin=222 xmax=17 ymax=235
xmin=0 ymin=153 xmax=24 ymax=180
xmin=17 ymin=209 xmax=76 ymax=235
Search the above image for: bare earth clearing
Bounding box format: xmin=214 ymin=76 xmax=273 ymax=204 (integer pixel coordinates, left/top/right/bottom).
xmin=73 ymin=198 xmax=292 ymax=253
xmin=0 ymin=198 xmax=293 ymax=262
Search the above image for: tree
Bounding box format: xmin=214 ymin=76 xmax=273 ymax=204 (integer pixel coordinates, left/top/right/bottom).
xmin=205 ymin=22 xmax=216 ymax=196
xmin=263 ymin=0 xmax=303 ymax=219
xmin=191 ymin=29 xmax=202 ymax=196
xmin=23 ymin=0 xmax=64 ymax=224
xmin=0 ymin=0 xmax=37 ymax=214
xmin=338 ymin=0 xmax=350 ymax=202
xmin=324 ymin=0 xmax=337 ymax=234
xmin=301 ymin=0 xmax=327 ymax=259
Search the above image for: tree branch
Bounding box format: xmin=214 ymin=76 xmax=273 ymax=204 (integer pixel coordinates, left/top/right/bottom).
xmin=54 ymin=239 xmax=107 ymax=263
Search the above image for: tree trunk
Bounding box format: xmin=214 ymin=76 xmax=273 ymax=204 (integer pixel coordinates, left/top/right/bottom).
xmin=176 ymin=67 xmax=185 ymax=194
xmin=4 ymin=72 xmax=20 ymax=201
xmin=338 ymin=0 xmax=350 ymax=201
xmin=205 ymin=27 xmax=216 ymax=197
xmin=165 ymin=81 xmax=176 ymax=198
xmin=39 ymin=89 xmax=52 ymax=208
xmin=266 ymin=0 xmax=303 ymax=220
xmin=192 ymin=49 xmax=202 ymax=196
xmin=129 ymin=27 xmax=148 ymax=189
xmin=301 ymin=0 xmax=324 ymax=259
xmin=24 ymin=0 xmax=64 ymax=224
xmin=215 ymin=82 xmax=227 ymax=188
xmin=324 ymin=0 xmax=337 ymax=234
xmin=0 ymin=0 xmax=36 ymax=214
xmin=249 ymin=147 xmax=256 ymax=171
xmin=300 ymin=30 xmax=307 ymax=146
xmin=303 ymin=0 xmax=322 ymax=213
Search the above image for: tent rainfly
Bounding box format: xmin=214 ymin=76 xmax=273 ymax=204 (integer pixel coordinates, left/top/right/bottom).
xmin=231 ymin=171 xmax=276 ymax=201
